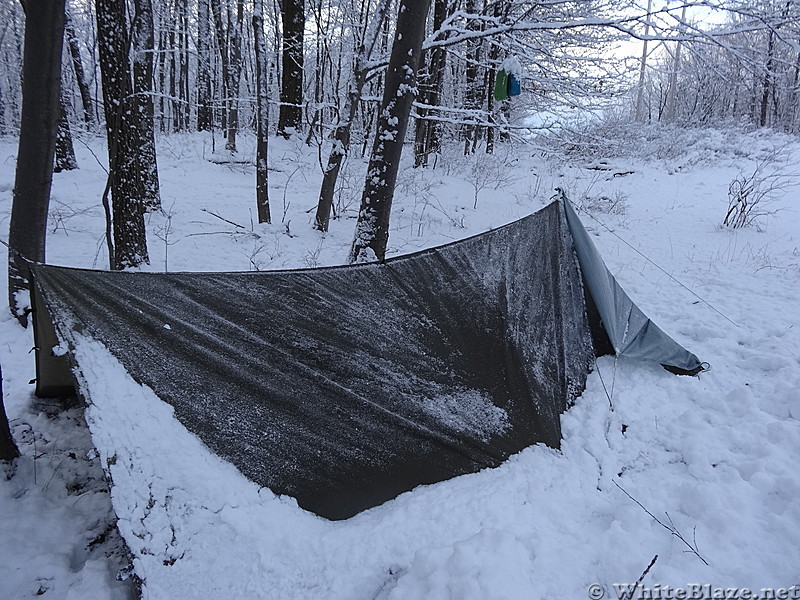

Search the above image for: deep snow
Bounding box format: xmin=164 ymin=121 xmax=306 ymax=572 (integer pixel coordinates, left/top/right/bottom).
xmin=1 ymin=125 xmax=798 ymax=599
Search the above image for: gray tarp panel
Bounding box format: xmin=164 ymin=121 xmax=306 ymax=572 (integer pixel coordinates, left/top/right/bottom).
xmin=31 ymin=200 xmax=597 ymax=520
xmin=563 ymin=198 xmax=703 ymax=374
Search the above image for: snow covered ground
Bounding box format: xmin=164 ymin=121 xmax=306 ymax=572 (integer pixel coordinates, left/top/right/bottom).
xmin=1 ymin=125 xmax=798 ymax=599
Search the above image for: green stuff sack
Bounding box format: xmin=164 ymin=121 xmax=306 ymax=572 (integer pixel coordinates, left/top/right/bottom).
xmin=494 ymin=69 xmax=509 ymax=101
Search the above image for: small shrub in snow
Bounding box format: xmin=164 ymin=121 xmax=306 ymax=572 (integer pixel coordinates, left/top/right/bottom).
xmin=723 ymin=150 xmax=798 ymax=230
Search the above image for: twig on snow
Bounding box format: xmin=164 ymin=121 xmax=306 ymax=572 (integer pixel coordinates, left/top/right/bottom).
xmin=613 ymin=480 xmax=709 ymax=566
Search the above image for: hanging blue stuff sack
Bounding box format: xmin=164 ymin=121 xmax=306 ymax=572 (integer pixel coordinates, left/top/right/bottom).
xmin=507 ymin=73 xmax=521 ymax=96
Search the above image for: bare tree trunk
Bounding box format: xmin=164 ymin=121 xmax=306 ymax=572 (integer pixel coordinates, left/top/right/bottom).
xmin=485 ymin=0 xmax=508 ymax=155
xmin=211 ymin=0 xmax=244 ymax=152
xmin=253 ymin=5 xmax=271 ymax=224
xmin=759 ymin=2 xmax=792 ymax=128
xmin=65 ymin=9 xmax=93 ymax=125
xmin=197 ymin=0 xmax=213 ymax=130
xmin=760 ymin=31 xmax=775 ymax=128
xmin=8 ymin=0 xmax=66 ymax=324
xmin=54 ymin=91 xmax=78 ymax=172
xmin=278 ymin=0 xmax=304 ymax=137
xmin=132 ymin=0 xmax=161 ymax=209
xmin=314 ymin=0 xmax=392 ymax=232
xmin=635 ymin=0 xmax=652 ymax=122
xmin=156 ymin=12 xmax=169 ymax=132
xmin=96 ymin=0 xmax=149 ymax=269
xmin=304 ymin=0 xmax=327 ymax=145
xmin=664 ymin=6 xmax=686 ymax=124
xmin=414 ymin=0 xmax=449 ymax=168
xmin=462 ymin=0 xmax=483 ymax=155
xmin=175 ymin=0 xmax=190 ymax=131
xmin=0 ymin=365 xmax=19 ymax=462
xmin=226 ymin=0 xmax=244 ymax=152
xmin=350 ymin=0 xmax=432 ymax=263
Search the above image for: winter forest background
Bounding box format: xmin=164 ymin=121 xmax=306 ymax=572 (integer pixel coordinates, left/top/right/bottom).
xmin=1 ymin=0 xmax=800 ymax=598
xmin=3 ymin=0 xmax=800 ymax=282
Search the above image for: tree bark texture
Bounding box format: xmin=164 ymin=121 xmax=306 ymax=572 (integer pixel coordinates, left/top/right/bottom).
xmin=65 ymin=9 xmax=93 ymax=124
xmin=8 ymin=0 xmax=66 ymax=323
xmin=55 ymin=91 xmax=78 ymax=172
xmin=96 ymin=0 xmax=149 ymax=269
xmin=278 ymin=0 xmax=305 ymax=137
xmin=349 ymin=0 xmax=433 ymax=263
xmin=462 ymin=0 xmax=483 ymax=155
xmin=253 ymin=9 xmax=271 ymax=224
xmin=196 ymin=0 xmax=213 ymax=130
xmin=211 ymin=0 xmax=245 ymax=152
xmin=0 ymin=364 xmax=19 ymax=461
xmin=414 ymin=0 xmax=449 ymax=167
xmin=131 ymin=0 xmax=161 ymax=209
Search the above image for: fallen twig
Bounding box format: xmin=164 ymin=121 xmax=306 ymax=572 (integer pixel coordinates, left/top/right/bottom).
xmin=614 ymin=480 xmax=709 ymax=566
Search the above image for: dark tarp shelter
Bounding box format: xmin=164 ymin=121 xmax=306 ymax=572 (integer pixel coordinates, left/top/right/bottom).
xmin=29 ymin=198 xmax=701 ymax=520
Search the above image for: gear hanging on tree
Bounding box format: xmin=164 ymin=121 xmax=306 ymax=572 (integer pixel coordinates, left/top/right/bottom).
xmin=493 ymin=69 xmax=509 ymax=101
xmin=494 ymin=56 xmax=523 ymax=101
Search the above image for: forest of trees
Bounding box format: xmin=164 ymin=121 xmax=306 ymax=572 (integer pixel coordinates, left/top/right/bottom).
xmin=2 ymin=0 xmax=800 ymax=311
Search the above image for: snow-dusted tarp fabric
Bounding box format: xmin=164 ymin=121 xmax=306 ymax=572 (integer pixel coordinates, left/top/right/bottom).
xmin=29 ymin=199 xmax=700 ymax=520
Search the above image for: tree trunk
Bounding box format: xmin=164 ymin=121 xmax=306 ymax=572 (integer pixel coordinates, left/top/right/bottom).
xmin=65 ymin=9 xmax=93 ymax=124
xmin=96 ymin=0 xmax=149 ymax=269
xmin=349 ymin=0 xmax=432 ymax=263
xmin=210 ymin=0 xmax=230 ymax=140
xmin=462 ymin=0 xmax=483 ymax=155
xmin=211 ymin=0 xmax=244 ymax=152
xmin=132 ymin=0 xmax=161 ymax=210
xmin=414 ymin=0 xmax=449 ymax=168
xmin=253 ymin=7 xmax=271 ymax=224
xmin=156 ymin=14 xmax=169 ymax=132
xmin=278 ymin=0 xmax=304 ymax=137
xmin=197 ymin=0 xmax=213 ymax=130
xmin=314 ymin=0 xmax=392 ymax=232
xmin=485 ymin=0 xmax=507 ymax=154
xmin=54 ymin=92 xmax=78 ymax=172
xmin=177 ymin=0 xmax=190 ymax=131
xmin=226 ymin=0 xmax=244 ymax=152
xmin=664 ymin=6 xmax=687 ymax=123
xmin=635 ymin=0 xmax=652 ymax=122
xmin=8 ymin=0 xmax=66 ymax=324
xmin=0 ymin=365 xmax=19 ymax=462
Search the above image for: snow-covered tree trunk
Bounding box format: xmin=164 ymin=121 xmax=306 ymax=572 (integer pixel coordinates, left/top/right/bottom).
xmin=278 ymin=0 xmax=305 ymax=137
xmin=54 ymin=91 xmax=78 ymax=173
xmin=349 ymin=0 xmax=432 ymax=263
xmin=96 ymin=0 xmax=149 ymax=269
xmin=313 ymin=0 xmax=392 ymax=232
xmin=253 ymin=5 xmax=271 ymax=224
xmin=7 ymin=0 xmax=65 ymax=324
xmin=132 ymin=0 xmax=161 ymax=210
